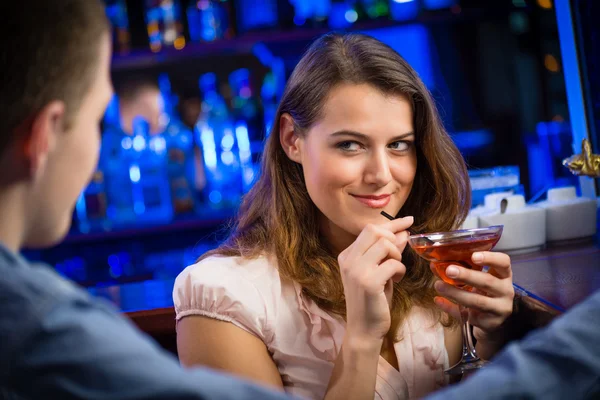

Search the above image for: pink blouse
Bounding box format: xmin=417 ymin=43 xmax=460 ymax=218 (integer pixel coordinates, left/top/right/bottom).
xmin=173 ymin=255 xmax=449 ymax=399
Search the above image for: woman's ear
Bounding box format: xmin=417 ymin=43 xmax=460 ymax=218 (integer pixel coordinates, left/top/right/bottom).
xmin=279 ymin=113 xmax=303 ymax=163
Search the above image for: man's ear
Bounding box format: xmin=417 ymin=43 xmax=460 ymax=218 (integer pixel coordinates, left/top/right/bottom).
xmin=23 ymin=101 xmax=65 ymax=177
xmin=279 ymin=113 xmax=303 ymax=163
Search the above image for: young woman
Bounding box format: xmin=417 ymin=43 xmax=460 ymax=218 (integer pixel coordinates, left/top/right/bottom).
xmin=173 ymin=33 xmax=514 ymax=400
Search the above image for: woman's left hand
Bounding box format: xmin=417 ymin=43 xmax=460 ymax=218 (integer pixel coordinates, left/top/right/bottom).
xmin=432 ymin=251 xmax=515 ymax=341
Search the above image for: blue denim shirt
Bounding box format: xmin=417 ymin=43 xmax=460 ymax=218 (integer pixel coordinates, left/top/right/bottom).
xmin=0 ymin=243 xmax=291 ymax=400
xmin=425 ymin=289 xmax=600 ymax=400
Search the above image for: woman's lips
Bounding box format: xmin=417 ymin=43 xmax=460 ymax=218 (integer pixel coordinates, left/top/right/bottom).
xmin=351 ymin=194 xmax=391 ymax=209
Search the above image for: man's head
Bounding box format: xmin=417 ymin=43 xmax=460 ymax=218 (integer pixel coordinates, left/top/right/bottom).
xmin=0 ymin=0 xmax=113 ymax=249
xmin=117 ymin=78 xmax=165 ymax=135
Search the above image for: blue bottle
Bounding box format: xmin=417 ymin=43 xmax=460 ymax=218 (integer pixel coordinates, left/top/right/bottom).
xmin=144 ymin=0 xmax=186 ymax=52
xmin=252 ymin=43 xmax=286 ymax=137
xmin=75 ymin=170 xmax=110 ymax=233
xmin=104 ymin=0 xmax=131 ymax=54
xmin=129 ymin=117 xmax=173 ymax=225
xmin=158 ymin=74 xmax=200 ymax=216
xmin=101 ymin=96 xmax=138 ymax=227
xmin=229 ymin=68 xmax=260 ymax=192
xmin=197 ymin=73 xmax=243 ymax=210
xmin=76 ymin=95 xmax=121 ymax=233
xmin=186 ymin=0 xmax=232 ymax=42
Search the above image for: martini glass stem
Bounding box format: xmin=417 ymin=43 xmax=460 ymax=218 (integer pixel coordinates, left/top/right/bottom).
xmin=459 ymin=304 xmax=480 ymax=363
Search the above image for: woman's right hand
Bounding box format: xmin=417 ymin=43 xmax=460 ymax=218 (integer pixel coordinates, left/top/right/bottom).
xmin=337 ymin=216 xmax=414 ymax=342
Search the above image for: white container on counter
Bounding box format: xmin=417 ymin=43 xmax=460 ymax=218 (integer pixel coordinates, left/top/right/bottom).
xmin=478 ymin=194 xmax=547 ymax=255
xmin=534 ymin=186 xmax=598 ymax=243
xmin=460 ymin=191 xmax=516 ymax=230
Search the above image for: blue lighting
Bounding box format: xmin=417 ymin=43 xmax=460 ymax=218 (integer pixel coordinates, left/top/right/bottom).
xmin=221 ymin=132 xmax=235 ymax=151
xmin=199 ymin=124 xmax=217 ymax=170
xmin=361 ymin=25 xmax=434 ymax=89
xmin=235 ymin=0 xmax=278 ymax=33
xmin=235 ymin=125 xmax=251 ymax=151
xmin=104 ymin=94 xmax=120 ymax=126
xmin=244 ymin=169 xmax=255 ymax=185
xmin=235 ymin=124 xmax=252 ymax=163
xmin=389 ymin=0 xmax=419 ymax=21
xmin=129 ymin=164 xmax=141 ymax=183
xmin=293 ymin=15 xmax=306 ymax=26
xmin=133 ymin=135 xmax=146 ymax=152
xmin=121 ymin=137 xmax=132 ymax=150
xmin=221 ymin=151 xmax=235 ymax=165
xmin=290 ymin=0 xmax=331 ymax=21
xmin=149 ymin=136 xmax=166 ymax=154
xmin=423 ymin=0 xmax=455 ymax=9
xmin=329 ymin=2 xmax=355 ymax=29
xmin=252 ymin=43 xmax=274 ymax=66
xmin=555 ymin=0 xmax=597 ymax=198
xmin=345 ymin=10 xmax=358 ymax=23
xmin=108 ymin=254 xmax=120 ymax=269
xmin=209 ymin=190 xmax=223 ymax=204
xmin=75 ymin=193 xmax=87 ymax=227
xmin=451 ymin=129 xmax=494 ymax=154
xmin=108 ymin=254 xmax=123 ymax=278
xmin=134 ymin=202 xmax=146 ymax=214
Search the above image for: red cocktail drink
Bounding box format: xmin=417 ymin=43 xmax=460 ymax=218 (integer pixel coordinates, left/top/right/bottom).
xmin=411 ymin=233 xmax=501 ymax=288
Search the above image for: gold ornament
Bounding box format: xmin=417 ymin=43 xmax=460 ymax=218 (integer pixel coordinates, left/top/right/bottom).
xmin=563 ymin=139 xmax=600 ymax=178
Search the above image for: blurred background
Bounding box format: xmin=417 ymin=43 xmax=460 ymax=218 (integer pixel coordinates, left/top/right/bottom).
xmin=23 ymin=0 xmax=599 ymax=308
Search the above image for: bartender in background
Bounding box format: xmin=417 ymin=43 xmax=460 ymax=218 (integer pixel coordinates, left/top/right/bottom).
xmin=118 ymin=78 xmax=165 ymax=135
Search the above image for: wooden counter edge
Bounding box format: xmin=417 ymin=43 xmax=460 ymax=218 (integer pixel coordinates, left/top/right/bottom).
xmin=126 ymin=307 xmax=176 ymax=336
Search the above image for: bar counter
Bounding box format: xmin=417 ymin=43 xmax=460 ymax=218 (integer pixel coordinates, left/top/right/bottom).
xmin=91 ymin=240 xmax=600 ymax=354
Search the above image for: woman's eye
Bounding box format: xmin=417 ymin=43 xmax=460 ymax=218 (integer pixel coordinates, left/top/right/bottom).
xmin=336 ymin=141 xmax=362 ymax=152
xmin=389 ymin=141 xmax=412 ymax=151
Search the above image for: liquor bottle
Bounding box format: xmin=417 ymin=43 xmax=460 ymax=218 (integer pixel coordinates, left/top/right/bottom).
xmin=158 ymin=74 xmax=199 ymax=216
xmin=129 ymin=117 xmax=173 ymax=224
xmin=145 ymin=0 xmax=186 ymax=52
xmin=104 ymin=0 xmax=131 ymax=54
xmin=196 ymin=73 xmax=243 ymax=209
xmin=229 ymin=68 xmax=260 ymax=191
xmin=186 ymin=0 xmax=233 ymax=42
xmin=101 ymin=96 xmax=138 ymax=227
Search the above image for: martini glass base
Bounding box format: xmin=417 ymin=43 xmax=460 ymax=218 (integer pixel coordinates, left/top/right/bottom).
xmin=445 ymin=358 xmax=488 ymax=376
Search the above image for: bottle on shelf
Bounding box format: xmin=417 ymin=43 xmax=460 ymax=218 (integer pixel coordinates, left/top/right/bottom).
xmin=101 ymin=96 xmax=138 ymax=228
xmin=104 ymin=0 xmax=131 ymax=54
xmin=158 ymin=73 xmax=203 ymax=217
xmin=196 ymin=72 xmax=243 ymax=210
xmin=75 ymin=171 xmax=110 ymax=234
xmin=144 ymin=0 xmax=186 ymax=52
xmin=76 ymin=95 xmax=121 ymax=233
xmin=186 ymin=0 xmax=233 ymax=42
xmin=129 ymin=117 xmax=173 ymax=225
xmin=228 ymin=68 xmax=260 ymax=191
xmin=235 ymin=0 xmax=278 ymax=33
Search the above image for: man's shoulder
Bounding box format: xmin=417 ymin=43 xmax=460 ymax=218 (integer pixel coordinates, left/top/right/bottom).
xmin=0 ymin=257 xmax=86 ymax=310
xmin=0 ymin=257 xmax=89 ymax=364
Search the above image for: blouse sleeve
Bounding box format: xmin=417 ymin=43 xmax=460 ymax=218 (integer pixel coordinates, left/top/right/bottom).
xmin=173 ymin=256 xmax=272 ymax=343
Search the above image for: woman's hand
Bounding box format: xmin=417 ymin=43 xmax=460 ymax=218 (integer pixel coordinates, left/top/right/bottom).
xmin=337 ymin=216 xmax=413 ymax=342
xmin=432 ymin=251 xmax=515 ymax=342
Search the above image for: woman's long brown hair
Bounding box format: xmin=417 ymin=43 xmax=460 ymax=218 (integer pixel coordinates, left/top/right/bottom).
xmin=201 ymin=33 xmax=470 ymax=337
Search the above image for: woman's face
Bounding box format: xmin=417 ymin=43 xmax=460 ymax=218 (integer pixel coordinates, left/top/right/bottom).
xmin=293 ymin=83 xmax=418 ymax=244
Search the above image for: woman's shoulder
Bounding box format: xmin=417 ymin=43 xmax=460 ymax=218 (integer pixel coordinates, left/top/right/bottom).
xmin=173 ymin=253 xmax=283 ymax=342
xmin=181 ymin=253 xmax=279 ymax=282
xmin=174 ymin=253 xmax=284 ymax=301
